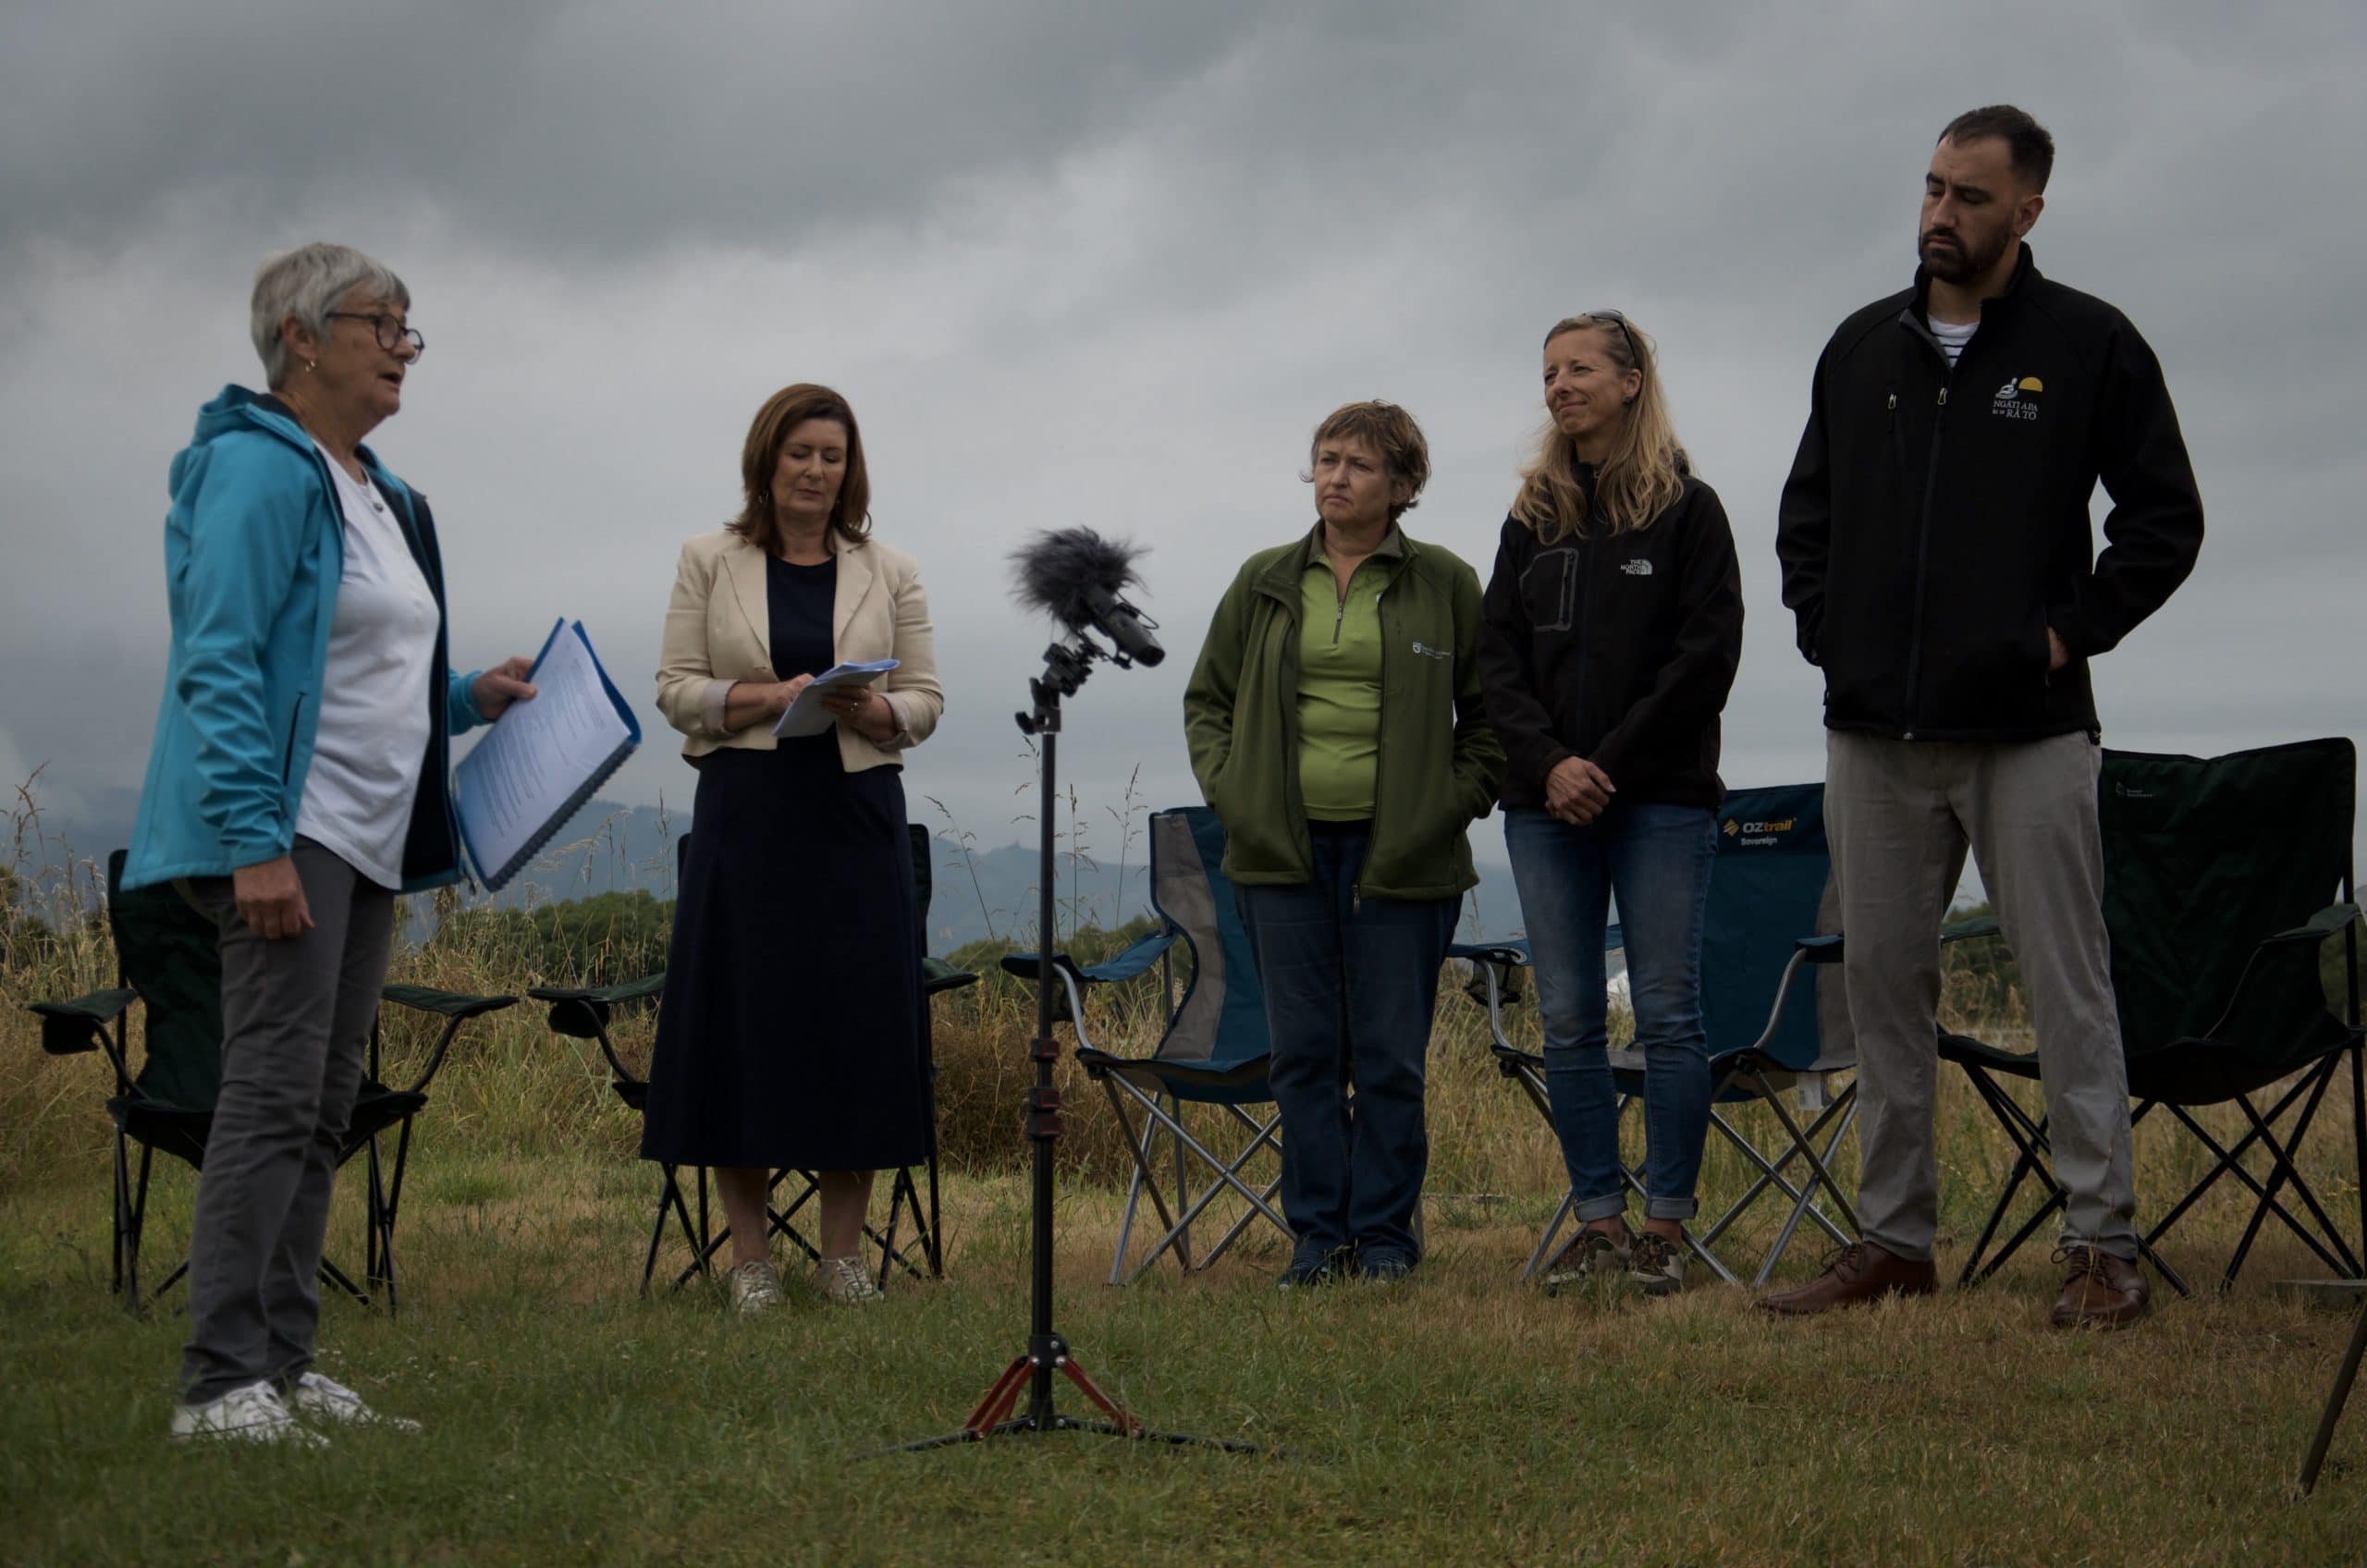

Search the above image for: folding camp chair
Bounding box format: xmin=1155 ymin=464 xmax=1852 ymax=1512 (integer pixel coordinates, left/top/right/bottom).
xmin=27 ymin=850 xmax=516 ymax=1314
xmin=1455 ymin=781 xmax=1859 ymax=1286
xmin=1943 ymin=738 xmax=2365 ymax=1296
xmin=531 ymin=824 xmax=972 ymax=1292
xmin=1004 ymin=806 xmax=1289 ymax=1284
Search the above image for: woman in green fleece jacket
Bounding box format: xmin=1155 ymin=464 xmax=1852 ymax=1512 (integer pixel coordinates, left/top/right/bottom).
xmin=1183 ymin=400 xmax=1502 ymax=1288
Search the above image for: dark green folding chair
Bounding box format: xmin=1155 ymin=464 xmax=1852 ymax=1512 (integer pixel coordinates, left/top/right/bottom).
xmin=1941 ymin=739 xmax=2364 ymax=1295
xmin=531 ymin=824 xmax=974 ymax=1293
xmin=27 ymin=850 xmax=517 ymax=1313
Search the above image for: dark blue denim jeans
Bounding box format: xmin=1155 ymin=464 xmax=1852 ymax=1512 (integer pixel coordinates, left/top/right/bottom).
xmin=1234 ymin=822 xmax=1459 ymax=1263
xmin=1504 ymin=802 xmax=1716 ymax=1222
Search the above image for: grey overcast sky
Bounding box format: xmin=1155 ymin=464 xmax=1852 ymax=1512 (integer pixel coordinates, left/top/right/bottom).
xmin=3 ymin=1 xmax=2361 ymax=863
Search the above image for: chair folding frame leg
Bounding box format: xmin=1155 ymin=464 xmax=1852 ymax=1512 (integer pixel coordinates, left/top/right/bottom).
xmin=1094 ymin=1075 xmax=1288 ymax=1285
xmin=2301 ymin=1292 xmax=2367 ymax=1495
xmin=1955 ymin=1074 xmax=2191 ymax=1295
xmin=640 ymin=1163 xmax=711 ymax=1296
xmin=1694 ymin=1076 xmax=1861 ymax=1286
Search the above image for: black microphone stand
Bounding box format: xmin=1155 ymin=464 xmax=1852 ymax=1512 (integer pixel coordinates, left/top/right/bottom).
xmin=873 ymin=633 xmax=1264 ymax=1455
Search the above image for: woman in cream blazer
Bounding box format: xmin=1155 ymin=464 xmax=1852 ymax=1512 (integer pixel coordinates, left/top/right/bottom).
xmin=642 ymin=382 xmax=945 ymax=1311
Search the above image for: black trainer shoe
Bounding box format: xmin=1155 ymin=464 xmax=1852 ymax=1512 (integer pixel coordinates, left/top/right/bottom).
xmin=1277 ymin=1245 xmax=1354 ymax=1291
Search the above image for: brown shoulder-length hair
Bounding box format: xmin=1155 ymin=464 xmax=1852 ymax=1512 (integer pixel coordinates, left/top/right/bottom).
xmin=730 ymin=383 xmax=872 ymax=553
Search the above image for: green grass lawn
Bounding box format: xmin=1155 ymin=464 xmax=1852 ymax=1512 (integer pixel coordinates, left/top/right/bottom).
xmin=5 ymin=1151 xmax=2364 ymax=1567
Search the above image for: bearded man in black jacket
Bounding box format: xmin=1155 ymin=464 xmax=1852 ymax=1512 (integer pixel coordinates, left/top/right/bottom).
xmin=1767 ymin=104 xmax=2203 ymax=1328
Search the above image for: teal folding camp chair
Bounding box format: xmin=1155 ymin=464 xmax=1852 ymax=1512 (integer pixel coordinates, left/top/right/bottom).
xmin=1456 ymin=781 xmax=1858 ymax=1285
xmin=532 ymin=824 xmax=971 ymax=1292
xmin=1943 ymin=738 xmax=2364 ymax=1295
xmin=1006 ymin=806 xmax=1288 ymax=1283
xmin=27 ymin=850 xmax=516 ymax=1313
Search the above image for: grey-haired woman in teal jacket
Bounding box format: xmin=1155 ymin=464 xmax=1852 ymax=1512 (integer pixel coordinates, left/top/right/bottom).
xmin=129 ymin=242 xmax=533 ymax=1446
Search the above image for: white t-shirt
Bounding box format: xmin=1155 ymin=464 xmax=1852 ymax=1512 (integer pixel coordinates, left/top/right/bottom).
xmin=1929 ymin=315 xmax=1978 ymax=368
xmin=295 ymin=450 xmax=439 ymax=889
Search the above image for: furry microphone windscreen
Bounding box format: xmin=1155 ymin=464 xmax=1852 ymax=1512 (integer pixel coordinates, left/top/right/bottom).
xmin=1009 ymin=527 xmax=1145 ymax=629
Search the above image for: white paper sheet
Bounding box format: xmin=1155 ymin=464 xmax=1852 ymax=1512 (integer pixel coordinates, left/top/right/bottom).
xmin=771 ymin=659 xmax=899 ymax=738
xmin=454 ymin=621 xmax=637 ymax=888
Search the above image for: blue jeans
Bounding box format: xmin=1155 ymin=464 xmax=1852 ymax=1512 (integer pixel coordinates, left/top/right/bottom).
xmin=1504 ymin=803 xmax=1716 ymax=1222
xmin=1234 ymin=823 xmax=1460 ymax=1263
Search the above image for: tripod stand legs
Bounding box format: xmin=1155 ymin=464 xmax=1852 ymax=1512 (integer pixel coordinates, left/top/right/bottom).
xmin=866 ymin=1334 xmax=1272 ymax=1456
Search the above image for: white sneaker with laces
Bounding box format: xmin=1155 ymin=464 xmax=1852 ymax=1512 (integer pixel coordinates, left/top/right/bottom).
xmin=289 ymin=1371 xmax=423 ymax=1432
xmin=817 ymin=1256 xmax=883 ymax=1305
xmin=727 ymin=1259 xmax=786 ymax=1316
xmin=170 ymin=1379 xmax=325 ymax=1447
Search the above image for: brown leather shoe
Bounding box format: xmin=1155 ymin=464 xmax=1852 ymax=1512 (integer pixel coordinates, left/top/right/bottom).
xmin=1756 ymin=1241 xmax=1938 ymax=1316
xmin=2048 ymin=1245 xmax=2149 ymax=1329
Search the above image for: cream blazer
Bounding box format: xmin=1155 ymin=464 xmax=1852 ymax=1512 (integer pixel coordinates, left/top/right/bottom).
xmin=655 ymin=529 xmax=944 ymax=769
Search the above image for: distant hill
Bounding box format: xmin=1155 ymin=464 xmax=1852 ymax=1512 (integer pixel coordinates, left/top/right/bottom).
xmin=19 ymin=793 xmax=1535 ymax=955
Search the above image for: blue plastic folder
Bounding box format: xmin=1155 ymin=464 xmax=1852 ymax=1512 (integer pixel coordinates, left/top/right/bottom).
xmin=454 ymin=618 xmax=642 ymax=891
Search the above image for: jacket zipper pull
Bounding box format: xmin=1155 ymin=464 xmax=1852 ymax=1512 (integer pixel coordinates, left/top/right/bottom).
xmin=1887 ymin=392 xmax=1897 ymax=410
xmin=1936 ymin=387 xmax=1949 ymax=407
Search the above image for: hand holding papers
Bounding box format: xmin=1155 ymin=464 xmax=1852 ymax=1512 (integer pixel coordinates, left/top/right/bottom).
xmin=454 ymin=619 xmax=641 ymax=891
xmin=772 ymin=659 xmax=899 ymax=738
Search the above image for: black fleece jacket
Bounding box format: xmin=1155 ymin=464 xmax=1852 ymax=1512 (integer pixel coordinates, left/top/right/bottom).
xmin=1477 ymin=469 xmax=1744 ymax=812
xmin=1774 ymin=245 xmax=2203 ymax=741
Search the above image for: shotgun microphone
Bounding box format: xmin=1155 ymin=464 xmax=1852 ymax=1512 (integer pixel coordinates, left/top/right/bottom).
xmin=1009 ymin=527 xmax=1164 ymax=668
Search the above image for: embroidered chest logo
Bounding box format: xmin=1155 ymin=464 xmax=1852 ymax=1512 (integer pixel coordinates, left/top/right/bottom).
xmin=1618 ymin=559 xmax=1653 ymax=577
xmin=1992 ymin=375 xmax=2042 ymax=421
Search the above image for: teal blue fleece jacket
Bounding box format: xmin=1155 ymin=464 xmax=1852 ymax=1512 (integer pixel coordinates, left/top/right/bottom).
xmin=123 ymin=386 xmax=487 ymax=893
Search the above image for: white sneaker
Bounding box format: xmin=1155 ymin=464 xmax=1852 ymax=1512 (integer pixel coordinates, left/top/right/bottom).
xmin=170 ymin=1380 xmax=325 ymax=1448
xmin=816 ymin=1256 xmax=883 ymax=1305
xmin=727 ymin=1259 xmax=786 ymax=1316
xmin=289 ymin=1371 xmax=423 ymax=1432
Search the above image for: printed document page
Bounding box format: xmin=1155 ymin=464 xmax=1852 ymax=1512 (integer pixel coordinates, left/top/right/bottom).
xmin=456 ymin=625 xmax=633 ymax=880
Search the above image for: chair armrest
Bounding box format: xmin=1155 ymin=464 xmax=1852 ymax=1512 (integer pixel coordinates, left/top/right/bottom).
xmin=1796 ymin=933 xmax=1846 ymax=964
xmin=1000 ymin=951 xmax=1085 ymax=985
xmin=1941 ymin=913 xmax=2002 ymax=944
xmin=528 ymin=975 xmax=666 ymax=1041
xmin=2261 ymin=901 xmax=2362 ymax=947
xmin=922 ymin=957 xmax=979 ymax=995
xmin=1446 ymin=940 xmax=1530 ymax=967
xmin=1076 ymin=927 xmax=1182 ymax=985
xmin=29 ymin=987 xmax=138 ymax=1057
xmin=380 ymin=984 xmax=518 ymax=1022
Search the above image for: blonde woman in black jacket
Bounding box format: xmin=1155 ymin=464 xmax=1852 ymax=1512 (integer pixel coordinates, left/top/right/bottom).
xmin=1477 ymin=312 xmax=1743 ymax=1299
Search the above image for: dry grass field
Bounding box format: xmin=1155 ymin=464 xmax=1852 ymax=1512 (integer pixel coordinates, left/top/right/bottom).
xmin=4 ymin=827 xmax=2364 ymax=1565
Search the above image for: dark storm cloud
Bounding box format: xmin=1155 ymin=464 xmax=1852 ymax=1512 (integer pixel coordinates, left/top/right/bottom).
xmin=2 ymin=0 xmax=2361 ymax=865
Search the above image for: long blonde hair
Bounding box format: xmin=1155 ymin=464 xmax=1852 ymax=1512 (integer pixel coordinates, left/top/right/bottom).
xmin=1512 ymin=312 xmax=1687 ymax=543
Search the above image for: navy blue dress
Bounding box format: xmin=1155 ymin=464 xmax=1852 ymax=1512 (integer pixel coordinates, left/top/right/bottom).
xmin=641 ymin=554 xmax=930 ymax=1170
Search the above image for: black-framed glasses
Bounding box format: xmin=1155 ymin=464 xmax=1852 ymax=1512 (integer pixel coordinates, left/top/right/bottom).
xmin=1585 ymin=309 xmax=1637 ymax=364
xmin=325 ymin=311 xmax=425 ymax=360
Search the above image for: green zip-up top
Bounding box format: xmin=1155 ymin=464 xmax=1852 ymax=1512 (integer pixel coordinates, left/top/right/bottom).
xmin=1184 ymin=523 xmax=1503 ymax=898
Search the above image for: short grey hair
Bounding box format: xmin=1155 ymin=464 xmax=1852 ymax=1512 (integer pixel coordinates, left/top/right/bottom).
xmin=249 ymin=242 xmax=411 ymax=388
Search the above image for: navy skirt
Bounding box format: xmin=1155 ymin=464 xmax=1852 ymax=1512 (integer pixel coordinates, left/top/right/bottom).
xmin=639 ymin=737 xmax=931 ymax=1170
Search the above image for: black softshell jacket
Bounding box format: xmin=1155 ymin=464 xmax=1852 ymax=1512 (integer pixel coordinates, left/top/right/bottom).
xmin=1775 ymin=245 xmax=2203 ymax=740
xmin=1478 ymin=471 xmax=1744 ymax=812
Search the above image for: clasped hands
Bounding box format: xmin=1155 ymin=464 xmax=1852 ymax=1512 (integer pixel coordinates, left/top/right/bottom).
xmin=1545 ymin=755 xmax=1616 ymax=826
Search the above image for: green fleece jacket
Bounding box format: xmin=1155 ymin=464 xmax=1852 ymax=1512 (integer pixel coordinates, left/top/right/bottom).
xmin=1183 ymin=526 xmax=1503 ymax=899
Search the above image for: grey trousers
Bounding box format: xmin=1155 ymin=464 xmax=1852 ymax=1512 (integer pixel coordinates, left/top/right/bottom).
xmin=1826 ymin=730 xmax=2139 ymax=1264
xmin=180 ymin=838 xmax=394 ymax=1404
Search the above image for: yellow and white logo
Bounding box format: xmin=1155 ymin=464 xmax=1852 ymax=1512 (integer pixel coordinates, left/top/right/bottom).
xmin=1993 ymin=374 xmax=2042 ymax=420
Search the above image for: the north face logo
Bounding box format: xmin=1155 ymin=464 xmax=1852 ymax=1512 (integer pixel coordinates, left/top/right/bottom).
xmin=1618 ymin=559 xmax=1652 ymax=577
